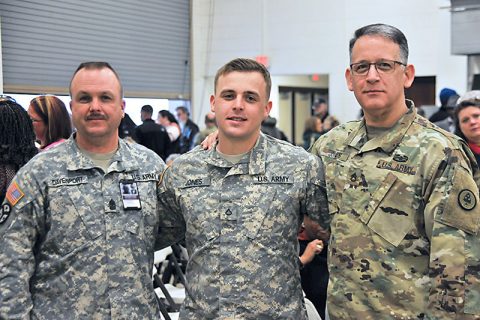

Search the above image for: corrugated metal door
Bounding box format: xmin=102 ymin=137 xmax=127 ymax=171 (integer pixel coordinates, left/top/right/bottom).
xmin=0 ymin=0 xmax=190 ymax=99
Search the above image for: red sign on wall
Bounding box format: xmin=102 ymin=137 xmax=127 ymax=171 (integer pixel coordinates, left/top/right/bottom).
xmin=255 ymin=55 xmax=269 ymax=68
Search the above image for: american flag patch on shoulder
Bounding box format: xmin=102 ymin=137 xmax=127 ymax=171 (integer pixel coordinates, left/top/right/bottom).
xmin=6 ymin=181 xmax=24 ymax=206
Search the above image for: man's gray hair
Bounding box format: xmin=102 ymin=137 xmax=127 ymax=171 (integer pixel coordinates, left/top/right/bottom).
xmin=349 ymin=23 xmax=409 ymax=64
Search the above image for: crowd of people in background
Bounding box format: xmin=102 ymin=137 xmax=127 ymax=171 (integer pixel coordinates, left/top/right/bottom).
xmin=2 ymin=23 xmax=480 ymax=320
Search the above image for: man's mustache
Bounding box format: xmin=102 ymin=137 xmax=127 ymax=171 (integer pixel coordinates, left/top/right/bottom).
xmin=86 ymin=113 xmax=107 ymax=120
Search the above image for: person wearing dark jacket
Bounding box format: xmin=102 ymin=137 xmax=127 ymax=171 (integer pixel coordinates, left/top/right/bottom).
xmin=261 ymin=115 xmax=289 ymax=142
xmin=134 ymin=105 xmax=171 ymax=160
xmin=429 ymin=87 xmax=459 ymax=132
xmin=176 ymin=106 xmax=199 ymax=153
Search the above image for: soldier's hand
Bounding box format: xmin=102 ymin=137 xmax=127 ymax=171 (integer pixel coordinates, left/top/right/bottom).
xmin=201 ymin=130 xmax=219 ymax=150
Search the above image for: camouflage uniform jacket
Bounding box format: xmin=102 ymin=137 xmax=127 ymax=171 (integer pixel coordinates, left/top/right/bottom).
xmin=157 ymin=133 xmax=329 ymax=319
xmin=311 ymin=101 xmax=480 ymax=319
xmin=0 ymin=136 xmax=165 ymax=319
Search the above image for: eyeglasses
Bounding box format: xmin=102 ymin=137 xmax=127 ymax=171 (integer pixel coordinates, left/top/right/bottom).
xmin=350 ymin=59 xmax=406 ymax=76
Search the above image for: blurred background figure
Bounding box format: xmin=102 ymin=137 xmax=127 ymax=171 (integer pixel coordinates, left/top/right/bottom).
xmin=176 ymin=106 xmax=199 ymax=153
xmin=429 ymin=87 xmax=459 ymax=132
xmin=119 ymin=113 xmax=137 ymax=141
xmin=0 ymin=96 xmax=38 ymax=203
xmin=312 ymin=99 xmax=328 ymax=120
xmin=303 ymin=116 xmax=323 ymax=150
xmin=416 ymin=106 xmax=427 ymax=117
xmin=312 ymin=99 xmax=339 ymax=133
xmin=28 ymin=95 xmax=72 ymax=151
xmin=194 ymin=111 xmax=217 ymax=146
xmin=454 ymin=90 xmax=480 ymax=164
xmin=158 ymin=109 xmax=182 ymax=157
xmin=298 ymin=215 xmax=330 ymax=320
xmin=134 ymin=105 xmax=171 ymax=160
xmin=261 ymin=115 xmax=289 ymax=142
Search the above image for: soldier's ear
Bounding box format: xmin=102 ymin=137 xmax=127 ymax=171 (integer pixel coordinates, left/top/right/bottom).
xmin=210 ymin=95 xmax=216 ymax=112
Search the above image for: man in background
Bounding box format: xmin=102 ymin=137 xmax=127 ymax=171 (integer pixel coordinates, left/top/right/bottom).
xmin=428 ymin=87 xmax=460 ymax=132
xmin=135 ymin=104 xmax=171 ymax=160
xmin=176 ymin=105 xmax=199 ymax=153
xmin=193 ymin=111 xmax=217 ymax=146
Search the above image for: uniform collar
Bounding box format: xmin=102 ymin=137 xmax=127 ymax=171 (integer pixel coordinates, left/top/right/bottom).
xmin=348 ymin=100 xmax=416 ymax=154
xmin=205 ymin=132 xmax=267 ymax=175
xmin=66 ymin=134 xmax=138 ymax=172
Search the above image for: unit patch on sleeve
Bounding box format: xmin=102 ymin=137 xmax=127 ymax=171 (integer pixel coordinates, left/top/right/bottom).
xmin=458 ymin=189 xmax=476 ymax=211
xmin=5 ymin=181 xmax=24 ymax=206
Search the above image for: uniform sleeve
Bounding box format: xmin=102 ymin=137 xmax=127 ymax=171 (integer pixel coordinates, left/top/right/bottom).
xmin=0 ymin=173 xmax=43 ymax=319
xmin=155 ymin=166 xmax=186 ymax=250
xmin=424 ymin=146 xmax=480 ymax=318
xmin=303 ymin=153 xmax=331 ymax=235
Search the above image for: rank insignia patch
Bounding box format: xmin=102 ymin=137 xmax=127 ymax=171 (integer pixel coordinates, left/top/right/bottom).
xmin=458 ymin=189 xmax=476 ymax=211
xmin=6 ymin=181 xmax=24 ymax=206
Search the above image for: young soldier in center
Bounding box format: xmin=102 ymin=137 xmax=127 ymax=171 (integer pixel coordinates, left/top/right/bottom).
xmin=157 ymin=58 xmax=329 ymax=319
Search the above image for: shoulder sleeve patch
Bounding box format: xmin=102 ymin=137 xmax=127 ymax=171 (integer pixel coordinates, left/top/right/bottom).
xmin=5 ymin=181 xmax=24 ymax=206
xmin=439 ymin=164 xmax=480 ymax=235
xmin=459 ymin=189 xmax=476 ymax=211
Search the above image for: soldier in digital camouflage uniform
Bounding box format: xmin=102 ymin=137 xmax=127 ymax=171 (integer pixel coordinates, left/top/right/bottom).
xmin=0 ymin=62 xmax=166 ymax=319
xmin=311 ymin=23 xmax=480 ymax=319
xmin=157 ymin=58 xmax=329 ymax=319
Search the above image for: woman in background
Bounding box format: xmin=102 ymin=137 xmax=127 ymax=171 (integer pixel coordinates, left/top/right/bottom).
xmin=0 ymin=96 xmax=38 ymax=203
xmin=28 ymin=95 xmax=72 ymax=151
xmin=157 ymin=109 xmax=181 ymax=156
xmin=303 ymin=116 xmax=323 ymax=150
xmin=454 ymin=90 xmax=480 ymax=165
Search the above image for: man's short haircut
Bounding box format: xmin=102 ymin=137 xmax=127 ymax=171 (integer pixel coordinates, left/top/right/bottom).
xmin=175 ymin=106 xmax=189 ymax=116
xmin=141 ymin=104 xmax=153 ymax=114
xmin=313 ymin=98 xmax=327 ymax=108
xmin=349 ymin=23 xmax=409 ymax=64
xmin=69 ymin=61 xmax=124 ymax=98
xmin=214 ymin=58 xmax=272 ymax=100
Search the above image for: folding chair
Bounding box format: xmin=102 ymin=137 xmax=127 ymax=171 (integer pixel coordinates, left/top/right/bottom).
xmin=153 ymin=246 xmax=187 ymax=317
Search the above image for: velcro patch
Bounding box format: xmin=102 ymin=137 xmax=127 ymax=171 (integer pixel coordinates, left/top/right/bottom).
xmin=458 ymin=189 xmax=476 ymax=211
xmin=376 ymin=160 xmax=417 ymax=175
xmin=254 ymin=175 xmax=294 ymax=184
xmin=0 ymin=203 xmax=12 ymax=224
xmin=6 ymin=181 xmax=24 ymax=206
xmin=181 ymin=177 xmax=211 ymax=188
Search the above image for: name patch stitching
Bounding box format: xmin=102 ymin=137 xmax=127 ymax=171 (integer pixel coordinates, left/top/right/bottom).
xmin=50 ymin=176 xmax=88 ymax=186
xmin=376 ymin=160 xmax=417 ymax=175
xmin=254 ymin=175 xmax=294 ymax=184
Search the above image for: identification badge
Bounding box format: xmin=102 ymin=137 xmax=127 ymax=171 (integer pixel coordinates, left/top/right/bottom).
xmin=119 ymin=180 xmax=142 ymax=210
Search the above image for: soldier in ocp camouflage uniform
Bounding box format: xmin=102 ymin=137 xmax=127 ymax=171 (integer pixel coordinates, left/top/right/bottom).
xmin=311 ymin=23 xmax=480 ymax=319
xmin=157 ymin=58 xmax=329 ymax=319
xmin=0 ymin=62 xmax=166 ymax=319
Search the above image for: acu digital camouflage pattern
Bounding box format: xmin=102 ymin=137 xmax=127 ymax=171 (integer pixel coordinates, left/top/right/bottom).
xmin=311 ymin=101 xmax=480 ymax=319
xmin=157 ymin=133 xmax=329 ymax=319
xmin=0 ymin=136 xmax=166 ymax=319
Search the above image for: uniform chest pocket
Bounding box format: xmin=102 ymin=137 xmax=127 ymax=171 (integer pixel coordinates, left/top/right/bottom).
xmin=243 ymin=182 xmax=298 ymax=243
xmin=360 ymin=173 xmax=415 ymax=247
xmin=47 ymin=224 xmax=100 ymax=256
